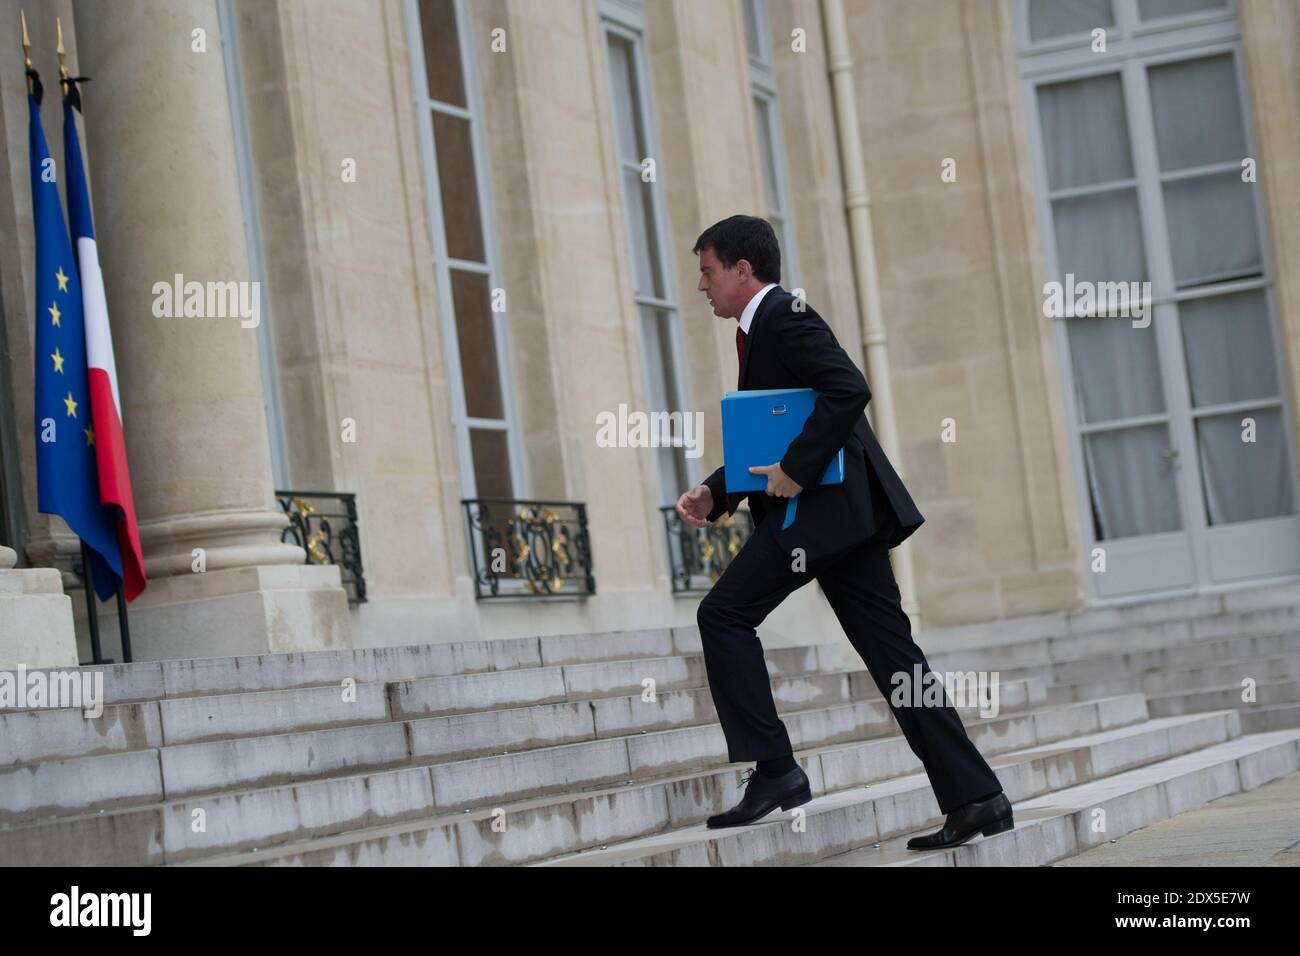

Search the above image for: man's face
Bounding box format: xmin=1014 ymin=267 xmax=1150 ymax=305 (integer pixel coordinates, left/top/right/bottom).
xmin=697 ymin=246 xmax=749 ymax=320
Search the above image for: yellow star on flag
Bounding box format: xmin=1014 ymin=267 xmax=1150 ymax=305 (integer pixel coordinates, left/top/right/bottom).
xmin=63 ymin=392 xmax=77 ymax=417
xmin=51 ymin=347 xmax=64 ymax=373
xmin=84 ymin=425 xmax=95 ymax=446
xmin=48 ymin=301 xmax=61 ymax=327
xmin=55 ymin=266 xmax=69 ymax=293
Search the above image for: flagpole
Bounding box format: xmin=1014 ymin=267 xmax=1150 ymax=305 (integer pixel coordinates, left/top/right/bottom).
xmin=59 ymin=16 xmax=111 ymax=667
xmin=79 ymin=540 xmax=105 ymax=664
xmin=116 ymin=587 xmax=133 ymax=662
xmin=57 ymin=16 xmax=134 ymax=663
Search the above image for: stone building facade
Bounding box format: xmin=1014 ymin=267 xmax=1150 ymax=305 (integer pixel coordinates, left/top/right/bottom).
xmin=2 ymin=0 xmax=1298 ymax=667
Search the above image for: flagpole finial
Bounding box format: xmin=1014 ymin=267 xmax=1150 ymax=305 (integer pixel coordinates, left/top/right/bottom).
xmin=21 ymin=9 xmax=35 ymax=95
xmin=21 ymin=9 xmax=32 ymax=70
xmin=56 ymin=16 xmax=69 ymax=81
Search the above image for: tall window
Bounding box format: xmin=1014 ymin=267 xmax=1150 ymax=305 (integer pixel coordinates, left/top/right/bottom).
xmin=743 ymin=0 xmax=800 ymax=289
xmin=1018 ymin=0 xmax=1299 ymax=598
xmin=600 ymin=0 xmax=695 ymax=506
xmin=408 ymin=0 xmax=523 ymax=499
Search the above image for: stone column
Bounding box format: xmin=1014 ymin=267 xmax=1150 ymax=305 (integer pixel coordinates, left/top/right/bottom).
xmin=68 ymin=0 xmax=350 ymax=659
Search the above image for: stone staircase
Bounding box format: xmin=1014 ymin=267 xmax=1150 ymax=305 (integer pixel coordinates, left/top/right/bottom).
xmin=2 ymin=584 xmax=1299 ymax=867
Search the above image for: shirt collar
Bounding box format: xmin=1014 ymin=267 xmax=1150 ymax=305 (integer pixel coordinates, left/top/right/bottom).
xmin=738 ymin=282 xmax=777 ymax=334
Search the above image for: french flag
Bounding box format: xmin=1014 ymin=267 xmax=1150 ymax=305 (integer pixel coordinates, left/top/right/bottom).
xmin=63 ymin=93 xmax=146 ymax=601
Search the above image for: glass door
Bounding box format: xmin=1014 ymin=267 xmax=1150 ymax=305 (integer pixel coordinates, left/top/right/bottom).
xmin=1019 ymin=1 xmax=1300 ymax=600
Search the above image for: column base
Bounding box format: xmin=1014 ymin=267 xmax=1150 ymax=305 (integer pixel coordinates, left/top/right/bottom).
xmin=73 ymin=563 xmax=354 ymax=662
xmin=0 ymin=546 xmax=79 ymax=668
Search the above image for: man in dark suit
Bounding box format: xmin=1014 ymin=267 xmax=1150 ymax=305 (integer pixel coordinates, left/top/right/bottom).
xmin=676 ymin=215 xmax=1012 ymax=850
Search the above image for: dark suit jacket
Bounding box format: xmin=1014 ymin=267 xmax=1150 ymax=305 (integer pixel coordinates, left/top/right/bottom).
xmin=701 ymin=285 xmax=923 ymax=561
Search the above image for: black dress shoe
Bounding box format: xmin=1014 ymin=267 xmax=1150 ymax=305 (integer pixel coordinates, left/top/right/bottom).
xmin=707 ymin=764 xmax=813 ymax=829
xmin=906 ymin=791 xmax=1013 ymax=850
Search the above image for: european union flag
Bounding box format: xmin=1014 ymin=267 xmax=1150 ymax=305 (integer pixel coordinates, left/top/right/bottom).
xmin=29 ymin=92 xmax=122 ymax=600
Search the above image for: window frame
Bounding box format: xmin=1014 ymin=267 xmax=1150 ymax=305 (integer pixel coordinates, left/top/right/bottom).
xmin=744 ymin=0 xmax=801 ymax=292
xmin=599 ymin=0 xmax=700 ymax=505
xmin=405 ymin=0 xmax=527 ymax=500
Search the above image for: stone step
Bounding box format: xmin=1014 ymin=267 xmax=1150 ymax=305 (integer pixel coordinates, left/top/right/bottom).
xmin=10 ymin=614 xmax=1283 ymax=770
xmin=529 ymin=710 xmax=1251 ymax=867
xmin=907 ymin=580 xmax=1300 ymax=659
xmin=811 ymin=729 xmax=1300 ymax=867
xmin=1039 ymin=651 xmax=1300 ymax=701
xmin=0 ymin=680 xmax=1077 ymax=863
xmin=185 ymin=693 xmax=1166 ymax=867
xmin=1035 ymin=630 xmax=1300 ymax=687
xmin=919 ymin=604 xmax=1300 ymax=671
xmin=0 ymin=647 xmax=871 ymax=767
xmin=1145 ymin=678 xmax=1300 ymax=718
xmin=923 ymin=626 xmax=1300 ymax=690
xmin=5 ymin=627 xmax=721 ymax=710
xmin=1045 ymin=675 xmax=1300 ymax=736
xmin=1239 ymin=702 xmax=1300 ymax=733
xmin=0 ymin=672 xmax=1046 ymax=829
xmin=9 ymin=596 xmax=1298 ymax=716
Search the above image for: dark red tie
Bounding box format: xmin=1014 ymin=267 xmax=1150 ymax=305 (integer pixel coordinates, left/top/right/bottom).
xmin=735 ymin=326 xmax=747 ymax=388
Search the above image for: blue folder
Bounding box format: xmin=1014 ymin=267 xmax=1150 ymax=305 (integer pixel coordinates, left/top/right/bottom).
xmin=721 ymin=388 xmax=845 ymax=530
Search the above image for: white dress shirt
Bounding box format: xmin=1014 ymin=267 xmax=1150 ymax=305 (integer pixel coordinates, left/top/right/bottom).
xmin=738 ymin=281 xmax=777 ymax=334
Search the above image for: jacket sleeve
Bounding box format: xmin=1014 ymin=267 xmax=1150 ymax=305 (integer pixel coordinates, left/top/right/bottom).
xmin=772 ymin=305 xmax=871 ymax=490
xmin=701 ymin=464 xmax=733 ymax=521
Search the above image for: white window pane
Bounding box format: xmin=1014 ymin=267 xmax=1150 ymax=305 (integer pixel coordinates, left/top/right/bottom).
xmin=1037 ymin=73 xmax=1133 ymax=190
xmin=743 ymin=0 xmax=764 ymax=62
xmin=1196 ymin=408 xmax=1293 ymax=524
xmin=654 ymin=446 xmax=689 ymax=508
xmin=1138 ymin=0 xmax=1225 ymax=20
xmin=621 ymin=167 xmax=663 ymax=298
xmin=606 ymin=36 xmax=642 ymax=161
xmin=1067 ymin=317 xmax=1165 ymax=423
xmin=1148 ymin=54 xmax=1246 ymax=172
xmin=1028 ymin=0 xmax=1114 ymax=41
xmin=1083 ymin=425 xmax=1183 ymax=539
xmin=638 ymin=306 xmax=684 ymax=413
xmin=1180 ymin=290 xmax=1279 ymax=407
xmin=638 ymin=306 xmax=688 ymax=505
xmin=1052 ymin=187 xmax=1147 ymax=283
xmin=754 ymin=97 xmax=782 ymax=210
xmin=1163 ymin=171 xmax=1261 ymax=288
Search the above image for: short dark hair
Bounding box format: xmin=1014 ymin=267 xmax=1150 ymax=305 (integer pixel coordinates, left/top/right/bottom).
xmin=692 ymin=215 xmax=781 ymax=284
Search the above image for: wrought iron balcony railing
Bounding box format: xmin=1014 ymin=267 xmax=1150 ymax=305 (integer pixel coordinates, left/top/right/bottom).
xmin=462 ymin=498 xmax=595 ymax=600
xmin=661 ymin=505 xmax=755 ymax=593
xmin=276 ymin=490 xmax=367 ymax=605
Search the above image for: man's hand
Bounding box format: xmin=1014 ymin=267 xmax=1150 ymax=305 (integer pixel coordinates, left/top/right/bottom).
xmin=749 ymin=462 xmax=803 ymax=498
xmin=676 ymin=484 xmax=713 ymax=528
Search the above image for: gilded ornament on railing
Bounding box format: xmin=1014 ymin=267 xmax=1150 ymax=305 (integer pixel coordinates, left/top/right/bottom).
xmin=464 ymin=498 xmax=595 ymax=600
xmin=660 ymin=505 xmax=754 ymax=593
xmin=276 ymin=491 xmax=367 ymax=604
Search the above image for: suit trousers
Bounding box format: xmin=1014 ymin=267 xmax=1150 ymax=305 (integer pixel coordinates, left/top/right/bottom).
xmin=695 ymin=502 xmax=1003 ymax=815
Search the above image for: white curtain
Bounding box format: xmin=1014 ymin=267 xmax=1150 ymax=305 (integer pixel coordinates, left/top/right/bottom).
xmin=1028 ymin=0 xmax=1114 ymax=42
xmin=1197 ymin=409 xmax=1294 ymax=525
xmin=1039 ymin=71 xmax=1173 ymax=539
xmin=1038 ymin=57 xmax=1293 ymax=538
